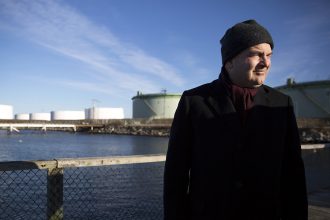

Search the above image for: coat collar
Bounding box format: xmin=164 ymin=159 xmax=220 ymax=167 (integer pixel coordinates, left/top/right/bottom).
xmin=206 ymin=79 xmax=271 ymax=127
xmin=207 ymin=79 xmax=271 ymax=114
xmin=206 ymin=80 xmax=270 ymax=136
xmin=205 ymin=78 xmax=272 ymax=134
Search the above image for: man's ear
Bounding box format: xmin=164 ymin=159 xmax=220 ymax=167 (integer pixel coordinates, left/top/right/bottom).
xmin=225 ymin=61 xmax=233 ymax=73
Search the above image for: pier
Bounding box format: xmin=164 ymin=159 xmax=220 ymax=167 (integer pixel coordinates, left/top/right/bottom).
xmin=0 ymin=122 xmax=105 ymax=132
xmin=0 ymin=123 xmax=77 ymax=132
xmin=0 ymin=119 xmax=172 ymax=136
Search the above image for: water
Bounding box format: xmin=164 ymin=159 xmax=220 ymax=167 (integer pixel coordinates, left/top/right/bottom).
xmin=0 ymin=130 xmax=169 ymax=161
xmin=302 ymin=147 xmax=330 ymax=192
xmin=0 ymin=130 xmax=168 ymax=219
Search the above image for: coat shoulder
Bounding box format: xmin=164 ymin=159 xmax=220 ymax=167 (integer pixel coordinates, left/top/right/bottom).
xmin=262 ymin=84 xmax=291 ymax=101
xmin=183 ymin=80 xmax=217 ymax=97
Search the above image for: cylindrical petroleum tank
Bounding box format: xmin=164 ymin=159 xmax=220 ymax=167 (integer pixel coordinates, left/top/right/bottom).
xmin=132 ymin=92 xmax=181 ymax=119
xmin=275 ymin=79 xmax=330 ymax=118
xmin=30 ymin=113 xmax=51 ymax=121
xmin=85 ymin=107 xmax=124 ymax=119
xmin=15 ymin=113 xmax=30 ymax=120
xmin=51 ymin=111 xmax=85 ymax=120
xmin=0 ymin=104 xmax=14 ymax=119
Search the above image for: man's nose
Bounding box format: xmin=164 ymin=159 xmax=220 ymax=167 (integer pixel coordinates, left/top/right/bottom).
xmin=260 ymin=54 xmax=271 ymax=67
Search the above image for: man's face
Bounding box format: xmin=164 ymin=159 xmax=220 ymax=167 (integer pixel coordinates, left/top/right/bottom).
xmin=225 ymin=43 xmax=272 ymax=88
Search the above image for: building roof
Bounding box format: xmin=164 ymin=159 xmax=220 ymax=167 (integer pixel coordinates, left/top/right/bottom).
xmin=132 ymin=92 xmax=181 ymax=100
xmin=275 ymin=79 xmax=330 ymax=90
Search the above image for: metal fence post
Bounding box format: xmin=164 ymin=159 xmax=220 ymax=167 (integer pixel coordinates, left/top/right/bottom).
xmin=47 ymin=168 xmax=64 ymax=220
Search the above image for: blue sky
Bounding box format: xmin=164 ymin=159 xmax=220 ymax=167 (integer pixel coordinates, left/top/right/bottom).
xmin=0 ymin=0 xmax=329 ymax=118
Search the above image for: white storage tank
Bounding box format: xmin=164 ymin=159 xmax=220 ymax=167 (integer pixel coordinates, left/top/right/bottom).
xmin=30 ymin=113 xmax=51 ymax=121
xmin=85 ymin=107 xmax=124 ymax=119
xmin=51 ymin=111 xmax=85 ymax=120
xmin=132 ymin=91 xmax=181 ymax=119
xmin=275 ymin=79 xmax=330 ymax=118
xmin=0 ymin=104 xmax=14 ymax=119
xmin=15 ymin=113 xmax=30 ymax=120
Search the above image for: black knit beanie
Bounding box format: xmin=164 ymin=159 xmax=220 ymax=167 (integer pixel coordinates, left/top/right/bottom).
xmin=220 ymin=19 xmax=274 ymax=64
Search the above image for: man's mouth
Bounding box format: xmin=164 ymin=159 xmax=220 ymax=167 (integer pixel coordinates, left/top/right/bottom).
xmin=254 ymin=69 xmax=267 ymax=75
xmin=254 ymin=71 xmax=265 ymax=75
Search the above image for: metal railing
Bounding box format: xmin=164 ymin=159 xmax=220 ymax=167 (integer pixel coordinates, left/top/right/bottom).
xmin=0 ymin=155 xmax=166 ymax=220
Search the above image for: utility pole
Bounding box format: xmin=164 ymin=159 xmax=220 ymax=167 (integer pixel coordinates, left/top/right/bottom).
xmin=91 ymin=99 xmax=100 ymax=119
xmin=161 ymin=89 xmax=167 ymax=118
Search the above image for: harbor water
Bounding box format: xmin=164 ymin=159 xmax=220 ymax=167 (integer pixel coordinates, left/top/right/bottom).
xmin=0 ymin=130 xmax=169 ymax=161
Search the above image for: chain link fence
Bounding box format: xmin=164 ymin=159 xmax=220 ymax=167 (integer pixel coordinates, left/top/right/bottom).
xmin=0 ymin=155 xmax=165 ymax=220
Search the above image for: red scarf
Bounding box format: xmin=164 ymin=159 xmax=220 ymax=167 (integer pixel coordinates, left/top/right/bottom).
xmin=219 ymin=71 xmax=258 ymax=125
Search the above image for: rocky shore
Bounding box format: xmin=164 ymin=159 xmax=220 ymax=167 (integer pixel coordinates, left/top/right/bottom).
xmin=87 ymin=118 xmax=330 ymax=143
xmin=297 ymin=118 xmax=330 ymax=143
xmin=299 ymin=128 xmax=330 ymax=144
xmin=89 ymin=124 xmax=171 ymax=136
xmin=82 ymin=118 xmax=172 ymax=136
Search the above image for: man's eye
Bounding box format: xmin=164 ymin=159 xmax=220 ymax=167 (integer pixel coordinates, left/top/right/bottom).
xmin=249 ymin=53 xmax=259 ymax=57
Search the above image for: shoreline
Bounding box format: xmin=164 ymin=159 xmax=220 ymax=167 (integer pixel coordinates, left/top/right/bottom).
xmin=1 ymin=118 xmax=330 ymax=143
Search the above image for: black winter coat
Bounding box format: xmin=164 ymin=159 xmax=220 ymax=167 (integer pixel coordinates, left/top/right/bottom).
xmin=164 ymin=79 xmax=308 ymax=220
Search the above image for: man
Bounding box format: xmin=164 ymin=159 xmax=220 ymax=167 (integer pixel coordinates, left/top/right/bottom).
xmin=164 ymin=20 xmax=308 ymax=219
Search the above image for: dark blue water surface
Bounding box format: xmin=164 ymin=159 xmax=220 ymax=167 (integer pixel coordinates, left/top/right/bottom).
xmin=0 ymin=130 xmax=169 ymax=161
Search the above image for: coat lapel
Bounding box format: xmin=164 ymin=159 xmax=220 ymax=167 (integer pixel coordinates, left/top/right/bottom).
xmin=252 ymin=85 xmax=271 ymax=107
xmin=245 ymin=85 xmax=271 ymax=130
xmin=206 ymin=79 xmax=236 ymax=116
xmin=206 ymin=79 xmax=241 ymax=132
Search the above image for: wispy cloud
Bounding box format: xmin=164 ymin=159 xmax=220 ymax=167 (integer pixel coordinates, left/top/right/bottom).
xmin=0 ymin=0 xmax=184 ymax=94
